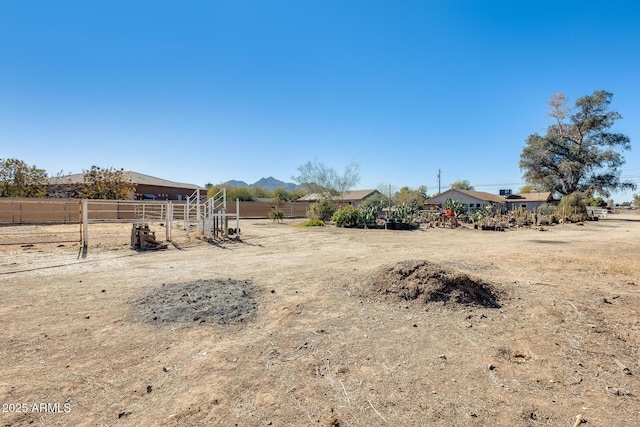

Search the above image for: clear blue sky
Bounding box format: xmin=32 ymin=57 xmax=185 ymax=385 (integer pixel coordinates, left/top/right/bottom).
xmin=2 ymin=1 xmax=639 ymax=201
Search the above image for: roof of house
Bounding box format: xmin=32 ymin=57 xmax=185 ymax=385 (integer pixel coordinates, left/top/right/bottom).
xmin=426 ymin=189 xmax=507 ymax=204
xmin=426 ymin=189 xmax=553 ymax=205
xmin=297 ymin=189 xmax=381 ymax=202
xmin=48 ymin=171 xmax=204 ymax=190
xmin=505 ymin=192 xmax=552 ymax=202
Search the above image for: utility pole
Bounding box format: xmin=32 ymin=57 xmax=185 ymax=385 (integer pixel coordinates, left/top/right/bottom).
xmin=437 ymin=169 xmax=441 ymax=194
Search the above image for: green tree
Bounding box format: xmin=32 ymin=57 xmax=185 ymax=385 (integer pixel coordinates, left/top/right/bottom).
xmin=206 ymin=185 xmax=223 ymax=199
xmin=81 ymin=166 xmax=136 ymax=200
xmin=558 ymin=192 xmax=588 ymax=216
xmin=292 ymin=159 xmax=360 ymax=200
xmin=272 ymin=187 xmax=295 ymax=204
xmin=518 ymin=185 xmax=538 ymax=194
xmin=633 ymin=194 xmax=640 ymax=210
xmin=224 ymin=186 xmax=255 ymax=201
xmin=251 ymin=186 xmax=271 ymax=199
xmin=307 ymin=199 xmax=336 ymax=222
xmin=520 ymin=90 xmax=636 ymax=198
xmin=0 ymin=158 xmax=48 ymax=197
xmin=586 ymin=196 xmax=606 ymax=207
xmin=450 ymin=180 xmax=474 ymax=191
xmin=394 ymin=185 xmax=428 ymax=206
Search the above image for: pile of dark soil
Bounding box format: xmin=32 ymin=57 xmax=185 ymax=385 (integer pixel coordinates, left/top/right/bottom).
xmin=131 ymin=279 xmax=258 ymax=324
xmin=367 ymin=259 xmax=501 ymax=308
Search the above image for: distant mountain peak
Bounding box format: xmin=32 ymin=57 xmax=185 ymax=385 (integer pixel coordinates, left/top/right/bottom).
xmin=221 ymin=177 xmax=299 ymax=191
xmin=223 ymin=179 xmax=250 ymax=187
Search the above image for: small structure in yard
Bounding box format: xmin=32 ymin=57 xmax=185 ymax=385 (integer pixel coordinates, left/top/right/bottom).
xmin=586 ymin=206 xmax=608 ymax=218
xmin=131 ymin=223 xmax=167 ymax=250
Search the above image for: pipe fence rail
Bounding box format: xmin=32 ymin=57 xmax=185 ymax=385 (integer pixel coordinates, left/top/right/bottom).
xmin=0 ymin=197 xmax=317 ymax=248
xmin=0 ymin=195 xmax=240 ymax=249
xmin=80 ymin=194 xmax=239 ymax=248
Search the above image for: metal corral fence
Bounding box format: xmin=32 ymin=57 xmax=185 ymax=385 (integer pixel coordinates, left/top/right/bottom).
xmin=0 ymin=199 xmax=313 ymax=247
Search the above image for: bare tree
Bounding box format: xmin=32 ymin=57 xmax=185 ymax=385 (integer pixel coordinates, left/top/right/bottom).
xmin=292 ymin=159 xmax=360 ymax=199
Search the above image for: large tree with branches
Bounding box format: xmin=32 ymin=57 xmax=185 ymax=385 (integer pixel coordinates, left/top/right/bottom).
xmin=0 ymin=158 xmax=48 ymax=198
xmin=81 ymin=166 xmax=136 ymax=200
xmin=520 ymin=90 xmax=635 ymax=197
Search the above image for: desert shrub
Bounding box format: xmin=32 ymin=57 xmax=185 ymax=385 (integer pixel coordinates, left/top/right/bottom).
xmin=332 ymin=204 xmax=362 ymax=227
xmin=303 ymin=219 xmax=325 ymax=227
xmin=268 ymin=207 xmax=284 ymax=223
xmin=558 ymin=192 xmax=587 ymax=217
xmin=307 ymin=199 xmax=336 ymax=222
xmin=537 ymin=203 xmax=557 ymax=215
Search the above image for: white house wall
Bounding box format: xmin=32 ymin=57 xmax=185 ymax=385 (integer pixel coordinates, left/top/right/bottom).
xmin=428 ymin=194 xmax=505 ymax=212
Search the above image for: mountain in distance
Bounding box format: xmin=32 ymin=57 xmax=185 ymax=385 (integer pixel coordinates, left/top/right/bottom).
xmin=221 ymin=176 xmax=300 ymax=191
xmin=223 ymin=179 xmax=250 ymax=187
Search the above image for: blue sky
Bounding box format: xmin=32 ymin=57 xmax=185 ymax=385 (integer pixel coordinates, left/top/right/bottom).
xmin=2 ymin=1 xmax=639 ymax=201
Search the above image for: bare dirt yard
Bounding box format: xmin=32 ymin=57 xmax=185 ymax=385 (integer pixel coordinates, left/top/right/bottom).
xmin=1 ymin=214 xmax=639 ymax=426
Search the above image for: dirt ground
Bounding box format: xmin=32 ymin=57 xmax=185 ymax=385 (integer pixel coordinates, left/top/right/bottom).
xmin=0 ymin=214 xmax=639 ymax=426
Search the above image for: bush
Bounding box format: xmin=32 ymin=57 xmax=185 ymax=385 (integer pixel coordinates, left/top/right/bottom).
xmin=537 ymin=203 xmax=557 ymax=215
xmin=558 ymin=192 xmax=587 ymax=217
xmin=303 ymin=219 xmax=325 ymax=227
xmin=332 ymin=205 xmax=362 ymax=227
xmin=268 ymin=207 xmax=284 ymax=223
xmin=307 ymin=199 xmax=336 ymax=222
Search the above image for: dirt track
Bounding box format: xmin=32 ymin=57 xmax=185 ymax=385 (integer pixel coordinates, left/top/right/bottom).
xmin=1 ymin=215 xmax=639 ymax=426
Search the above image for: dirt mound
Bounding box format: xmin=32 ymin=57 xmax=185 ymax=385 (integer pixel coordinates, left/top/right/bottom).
xmin=131 ymin=279 xmax=258 ymax=324
xmin=367 ymin=259 xmax=501 ymax=308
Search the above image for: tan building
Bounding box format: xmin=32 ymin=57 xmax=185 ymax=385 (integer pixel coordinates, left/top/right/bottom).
xmin=425 ymin=189 xmax=553 ymax=213
xmin=296 ymin=189 xmax=382 ymax=206
xmin=48 ymin=171 xmax=207 ymax=200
